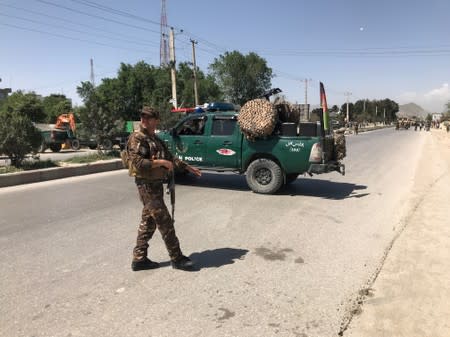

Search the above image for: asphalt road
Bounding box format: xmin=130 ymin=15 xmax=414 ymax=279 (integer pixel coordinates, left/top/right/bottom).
xmin=0 ymin=128 xmax=427 ymax=337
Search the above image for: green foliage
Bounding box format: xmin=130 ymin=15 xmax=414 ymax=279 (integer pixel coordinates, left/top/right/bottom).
xmin=76 ymin=61 xmax=223 ymax=131
xmin=425 ymin=113 xmax=433 ymax=122
xmin=209 ymin=51 xmax=273 ymax=106
xmin=177 ymin=62 xmax=223 ymax=107
xmin=442 ymin=102 xmax=450 ymax=121
xmin=310 ymin=108 xmax=323 ymax=122
xmin=42 ymin=94 xmax=72 ymax=123
xmin=76 ymin=81 xmax=124 ymax=148
xmin=339 ymin=102 xmax=355 ymax=121
xmin=0 ymin=159 xmax=58 ymax=174
xmin=342 ymin=99 xmax=398 ymax=123
xmin=0 ymin=105 xmax=42 ymax=167
xmin=62 ymin=152 xmax=119 ymax=164
xmin=1 ymin=91 xmax=47 ymax=122
xmin=330 ymin=105 xmax=339 ymax=113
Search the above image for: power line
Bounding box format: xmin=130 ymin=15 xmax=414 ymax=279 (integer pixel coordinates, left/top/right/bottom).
xmin=255 ymin=48 xmax=450 ymax=57
xmin=0 ymin=12 xmax=159 ymax=48
xmin=68 ymin=0 xmax=230 ymax=55
xmin=68 ymin=0 xmax=161 ymax=27
xmin=1 ymin=3 xmax=159 ymax=47
xmin=34 ymin=0 xmax=161 ymax=35
xmin=0 ymin=22 xmax=151 ymax=54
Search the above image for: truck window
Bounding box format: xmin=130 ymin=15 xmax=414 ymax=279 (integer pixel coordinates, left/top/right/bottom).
xmin=212 ymin=119 xmax=236 ymax=136
xmin=178 ymin=117 xmax=207 ymax=135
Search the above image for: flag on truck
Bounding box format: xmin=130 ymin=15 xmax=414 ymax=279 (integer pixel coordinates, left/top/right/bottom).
xmin=320 ymin=82 xmax=330 ymax=133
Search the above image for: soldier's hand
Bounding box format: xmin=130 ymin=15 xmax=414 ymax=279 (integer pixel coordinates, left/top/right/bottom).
xmin=161 ymin=160 xmax=174 ymax=172
xmin=187 ymin=165 xmax=201 ymax=177
xmin=154 ymin=159 xmax=173 ymax=171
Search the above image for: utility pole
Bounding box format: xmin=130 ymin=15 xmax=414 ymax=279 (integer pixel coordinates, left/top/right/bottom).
xmin=169 ymin=27 xmax=177 ymax=109
xmin=344 ymin=91 xmax=352 ymax=125
xmin=301 ymin=78 xmax=312 ymax=120
xmin=190 ymin=39 xmax=199 ymax=106
xmin=160 ymin=0 xmax=169 ymax=66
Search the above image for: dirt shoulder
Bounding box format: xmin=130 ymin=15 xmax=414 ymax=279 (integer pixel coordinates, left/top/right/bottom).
xmin=345 ymin=129 xmax=450 ymax=336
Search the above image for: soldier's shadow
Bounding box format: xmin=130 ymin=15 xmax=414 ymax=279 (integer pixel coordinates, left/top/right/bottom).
xmin=161 ymin=248 xmax=249 ymax=271
xmin=191 ymin=247 xmax=249 ymax=270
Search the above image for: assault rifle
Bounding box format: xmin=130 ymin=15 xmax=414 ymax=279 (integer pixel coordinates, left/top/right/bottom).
xmin=166 ymin=168 xmax=176 ymax=223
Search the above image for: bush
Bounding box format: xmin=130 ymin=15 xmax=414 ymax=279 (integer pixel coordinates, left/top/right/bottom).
xmin=0 ymin=108 xmax=42 ymax=167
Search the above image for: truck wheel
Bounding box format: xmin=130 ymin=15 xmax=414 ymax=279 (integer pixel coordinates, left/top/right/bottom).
xmin=50 ymin=144 xmax=61 ymax=152
xmin=285 ymin=173 xmax=299 ymax=185
xmin=71 ymin=139 xmax=80 ymax=151
xmin=246 ymin=158 xmax=283 ymax=194
xmin=101 ymin=139 xmax=113 ymax=150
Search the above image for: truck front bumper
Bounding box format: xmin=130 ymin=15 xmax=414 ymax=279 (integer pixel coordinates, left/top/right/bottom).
xmin=308 ymin=161 xmax=345 ymax=176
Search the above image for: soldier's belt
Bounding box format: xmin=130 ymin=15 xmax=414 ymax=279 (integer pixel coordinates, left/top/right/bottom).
xmin=135 ymin=177 xmax=166 ymax=186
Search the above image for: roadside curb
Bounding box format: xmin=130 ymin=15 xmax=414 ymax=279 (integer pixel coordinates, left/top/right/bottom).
xmin=0 ymin=159 xmax=124 ymax=188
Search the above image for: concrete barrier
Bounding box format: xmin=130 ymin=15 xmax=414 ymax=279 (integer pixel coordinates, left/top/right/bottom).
xmin=0 ymin=159 xmax=124 ymax=188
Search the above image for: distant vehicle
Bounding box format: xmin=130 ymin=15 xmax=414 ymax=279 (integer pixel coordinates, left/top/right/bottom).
xmin=78 ymin=121 xmax=138 ymax=150
xmin=34 ymin=113 xmax=79 ymax=152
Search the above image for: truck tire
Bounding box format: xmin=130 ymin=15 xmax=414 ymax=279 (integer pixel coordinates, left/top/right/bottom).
xmin=246 ymin=158 xmax=283 ymax=194
xmin=71 ymin=139 xmax=80 ymax=151
xmin=285 ymin=173 xmax=299 ymax=185
xmin=101 ymin=139 xmax=113 ymax=150
xmin=50 ymin=144 xmax=61 ymax=152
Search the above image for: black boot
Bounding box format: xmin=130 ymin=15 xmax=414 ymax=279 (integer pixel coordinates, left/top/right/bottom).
xmin=131 ymin=258 xmax=160 ymax=271
xmin=171 ymin=255 xmax=194 ymax=270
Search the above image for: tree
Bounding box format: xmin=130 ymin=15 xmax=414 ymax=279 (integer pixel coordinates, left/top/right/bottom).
xmin=209 ymin=51 xmax=273 ymax=106
xmin=76 ymin=81 xmax=124 ymax=151
xmin=76 ymin=61 xmax=223 ymax=131
xmin=330 ymin=105 xmax=339 ymax=113
xmin=310 ymin=108 xmax=323 ymax=122
xmin=42 ymin=94 xmax=72 ymax=123
xmin=340 ymin=102 xmax=355 ymax=122
xmin=176 ymin=62 xmax=222 ymax=108
xmin=344 ymin=98 xmax=398 ymax=123
xmin=442 ymin=102 xmax=450 ymax=121
xmin=3 ymin=91 xmax=46 ymax=122
xmin=0 ymin=98 xmax=42 ymax=167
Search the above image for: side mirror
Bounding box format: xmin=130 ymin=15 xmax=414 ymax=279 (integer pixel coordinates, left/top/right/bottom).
xmin=169 ymin=128 xmax=177 ymax=137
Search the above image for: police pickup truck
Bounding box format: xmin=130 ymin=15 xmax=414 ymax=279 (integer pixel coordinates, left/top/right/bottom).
xmin=158 ymin=111 xmax=345 ymax=194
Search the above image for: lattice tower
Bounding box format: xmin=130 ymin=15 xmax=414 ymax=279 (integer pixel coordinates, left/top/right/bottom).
xmin=160 ymin=0 xmax=169 ymax=66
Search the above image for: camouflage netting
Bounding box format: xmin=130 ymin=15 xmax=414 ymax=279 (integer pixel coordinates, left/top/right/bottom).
xmin=333 ymin=128 xmax=346 ymax=160
xmin=238 ymin=99 xmax=277 ymax=141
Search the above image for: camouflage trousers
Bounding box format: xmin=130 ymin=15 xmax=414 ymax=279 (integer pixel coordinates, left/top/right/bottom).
xmin=133 ymin=182 xmax=182 ymax=262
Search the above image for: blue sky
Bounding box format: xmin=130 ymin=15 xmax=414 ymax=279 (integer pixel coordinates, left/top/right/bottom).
xmin=1 ymin=0 xmax=449 ymax=112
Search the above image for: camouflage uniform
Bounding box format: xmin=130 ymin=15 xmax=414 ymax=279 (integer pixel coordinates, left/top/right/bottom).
xmin=127 ymin=125 xmax=187 ymax=263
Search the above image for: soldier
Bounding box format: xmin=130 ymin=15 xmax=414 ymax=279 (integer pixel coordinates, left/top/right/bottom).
xmin=127 ymin=106 xmax=201 ymax=271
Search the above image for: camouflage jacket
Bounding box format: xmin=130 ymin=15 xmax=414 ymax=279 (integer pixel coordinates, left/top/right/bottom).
xmin=127 ymin=125 xmax=187 ymax=182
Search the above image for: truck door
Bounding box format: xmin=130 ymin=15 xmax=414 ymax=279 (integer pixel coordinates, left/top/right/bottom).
xmin=206 ymin=115 xmax=239 ymax=169
xmin=173 ymin=115 xmax=207 ymax=165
